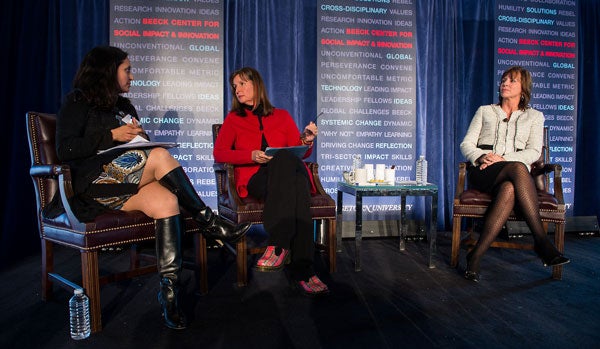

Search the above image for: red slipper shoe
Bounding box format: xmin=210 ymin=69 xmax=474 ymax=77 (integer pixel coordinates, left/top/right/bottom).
xmin=296 ymin=275 xmax=330 ymax=297
xmin=255 ymin=246 xmax=290 ymax=272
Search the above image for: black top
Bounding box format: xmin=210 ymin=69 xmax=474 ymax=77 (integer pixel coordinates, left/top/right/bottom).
xmin=49 ymin=91 xmax=145 ymax=221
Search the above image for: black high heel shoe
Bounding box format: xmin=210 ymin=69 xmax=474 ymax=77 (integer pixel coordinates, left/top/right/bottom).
xmin=464 ymin=270 xmax=480 ymax=282
xmin=535 ymin=242 xmax=570 ymax=267
xmin=542 ymin=254 xmax=570 ymax=267
xmin=464 ymin=250 xmax=480 ymax=283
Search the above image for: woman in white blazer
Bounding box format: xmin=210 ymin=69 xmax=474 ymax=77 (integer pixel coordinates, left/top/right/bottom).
xmin=459 ymin=66 xmax=570 ymax=282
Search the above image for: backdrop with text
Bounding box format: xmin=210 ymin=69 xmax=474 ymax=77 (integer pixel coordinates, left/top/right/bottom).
xmin=494 ymin=0 xmax=578 ymax=214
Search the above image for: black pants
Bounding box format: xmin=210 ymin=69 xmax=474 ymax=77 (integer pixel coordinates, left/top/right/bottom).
xmin=247 ymin=150 xmax=314 ymax=281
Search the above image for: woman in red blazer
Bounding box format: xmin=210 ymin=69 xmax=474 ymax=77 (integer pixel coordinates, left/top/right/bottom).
xmin=214 ymin=67 xmax=328 ymax=296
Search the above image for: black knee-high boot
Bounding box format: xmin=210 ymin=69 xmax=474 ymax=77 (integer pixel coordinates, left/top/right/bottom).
xmin=159 ymin=166 xmax=251 ymax=243
xmin=156 ymin=215 xmax=187 ymax=330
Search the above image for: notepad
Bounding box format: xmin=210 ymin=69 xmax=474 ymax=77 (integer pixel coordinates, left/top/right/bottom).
xmin=98 ymin=135 xmax=178 ymax=154
xmin=264 ymin=145 xmax=309 ymax=158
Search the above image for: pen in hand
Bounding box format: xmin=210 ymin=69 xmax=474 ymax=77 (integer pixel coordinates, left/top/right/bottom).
xmin=311 ymin=111 xmax=324 ymax=123
xmin=302 ymin=112 xmax=324 ymax=138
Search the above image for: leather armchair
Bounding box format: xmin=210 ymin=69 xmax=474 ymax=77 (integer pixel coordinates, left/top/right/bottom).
xmin=26 ymin=111 xmax=205 ymax=333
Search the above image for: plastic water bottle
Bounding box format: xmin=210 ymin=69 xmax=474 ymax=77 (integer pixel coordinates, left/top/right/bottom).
xmin=352 ymin=154 xmax=362 ymax=172
xmin=421 ymin=157 xmax=428 ymax=184
xmin=69 ymin=288 xmax=91 ymax=340
xmin=416 ymin=155 xmax=428 ymax=185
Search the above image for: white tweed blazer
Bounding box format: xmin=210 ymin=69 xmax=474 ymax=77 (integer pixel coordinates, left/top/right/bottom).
xmin=460 ymin=104 xmax=544 ymax=171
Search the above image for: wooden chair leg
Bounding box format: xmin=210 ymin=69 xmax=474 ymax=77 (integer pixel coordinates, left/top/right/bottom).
xmin=552 ymin=222 xmax=565 ymax=280
xmin=450 ymin=217 xmax=462 ymax=267
xmin=236 ymin=237 xmax=247 ymax=287
xmin=327 ymin=218 xmax=337 ymax=273
xmin=81 ymin=250 xmax=102 ymax=333
xmin=41 ymin=239 xmax=54 ymax=301
xmin=130 ymin=244 xmax=140 ymax=269
xmin=194 ymin=233 xmax=208 ymax=294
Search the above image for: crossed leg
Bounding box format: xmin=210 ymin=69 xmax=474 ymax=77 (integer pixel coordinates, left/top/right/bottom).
xmin=121 ymin=147 xmax=181 ymax=219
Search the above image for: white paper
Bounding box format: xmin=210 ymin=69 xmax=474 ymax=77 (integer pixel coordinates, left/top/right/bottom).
xmin=121 ymin=114 xmax=133 ymax=124
xmin=98 ymin=136 xmax=178 ymax=154
xmin=129 ymin=135 xmax=148 ymax=143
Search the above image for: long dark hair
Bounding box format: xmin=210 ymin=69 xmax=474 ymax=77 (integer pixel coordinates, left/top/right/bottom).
xmin=229 ymin=67 xmax=274 ymax=116
xmin=497 ymin=66 xmax=532 ymax=111
xmin=72 ymin=46 xmax=128 ymax=109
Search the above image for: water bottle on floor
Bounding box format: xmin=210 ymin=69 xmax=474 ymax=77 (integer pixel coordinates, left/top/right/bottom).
xmin=416 ymin=155 xmax=428 ymax=185
xmin=69 ymin=288 xmax=91 ymax=340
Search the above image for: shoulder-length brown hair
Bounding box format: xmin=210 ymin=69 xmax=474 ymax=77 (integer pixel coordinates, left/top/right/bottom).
xmin=229 ymin=67 xmax=274 ymax=116
xmin=73 ymin=46 xmax=128 ymax=109
xmin=497 ymin=66 xmax=532 ymax=111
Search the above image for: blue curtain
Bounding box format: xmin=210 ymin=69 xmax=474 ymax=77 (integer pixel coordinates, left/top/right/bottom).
xmin=2 ymin=0 xmax=110 ymax=267
xmin=2 ymin=0 xmax=599 ymax=267
xmin=224 ymin=1 xmax=318 ymax=137
xmin=415 ymin=0 xmax=497 ymax=227
xmin=575 ymin=0 xmax=600 ymax=218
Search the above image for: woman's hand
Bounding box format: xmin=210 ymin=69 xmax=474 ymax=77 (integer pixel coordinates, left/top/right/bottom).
xmin=252 ymin=150 xmax=273 ymax=164
xmin=478 ymin=153 xmax=505 ymax=170
xmin=111 ymin=122 xmax=145 ymax=142
xmin=301 ymin=121 xmax=318 ymax=144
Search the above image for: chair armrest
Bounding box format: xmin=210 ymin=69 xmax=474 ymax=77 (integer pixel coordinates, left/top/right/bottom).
xmin=547 ymin=163 xmax=565 ymax=204
xmin=530 ymin=161 xmax=554 ymax=177
xmin=30 ymin=163 xmax=84 ymax=229
xmin=56 ymin=166 xmax=86 ymax=230
xmin=41 ymin=165 xmax=85 ymax=230
xmin=541 ymin=163 xmax=562 ymax=175
xmin=30 ymin=164 xmax=63 ymax=177
xmin=305 ymin=162 xmax=328 ymax=196
xmin=530 ymin=162 xmax=564 ymax=205
xmin=454 ymin=162 xmax=468 ymax=200
xmin=212 ymin=162 xmax=227 ymax=178
xmin=213 ymin=162 xmax=245 ymax=207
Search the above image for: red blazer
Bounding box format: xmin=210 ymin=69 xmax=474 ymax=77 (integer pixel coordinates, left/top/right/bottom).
xmin=214 ymin=108 xmax=314 ymax=198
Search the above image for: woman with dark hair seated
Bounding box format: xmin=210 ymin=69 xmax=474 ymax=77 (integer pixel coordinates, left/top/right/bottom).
xmin=55 ymin=46 xmax=251 ymax=329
